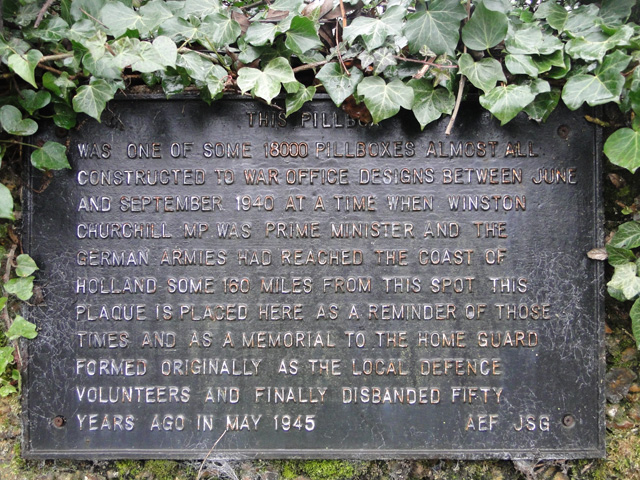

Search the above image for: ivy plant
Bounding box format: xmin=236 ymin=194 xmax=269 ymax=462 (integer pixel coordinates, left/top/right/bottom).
xmin=0 ymin=0 xmax=639 ymax=349
xmin=0 ymin=253 xmax=38 ymax=396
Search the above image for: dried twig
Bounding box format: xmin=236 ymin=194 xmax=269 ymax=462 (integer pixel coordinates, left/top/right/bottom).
xmin=339 ymin=0 xmax=348 ymax=28
xmin=394 ymin=55 xmax=457 ymax=68
xmin=34 ymin=0 xmax=56 ymax=28
xmin=335 ymin=20 xmax=349 ymax=76
xmin=197 ymin=429 xmax=229 ymax=480
xmin=293 ymin=60 xmax=329 ymax=73
xmin=445 ymin=0 xmax=471 ymax=136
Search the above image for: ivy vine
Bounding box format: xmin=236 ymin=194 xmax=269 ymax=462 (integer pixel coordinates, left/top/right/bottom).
xmin=0 ymin=0 xmax=639 ymax=381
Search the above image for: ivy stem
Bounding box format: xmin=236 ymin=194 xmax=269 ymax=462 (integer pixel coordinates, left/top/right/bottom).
xmin=293 ymin=60 xmax=329 ymax=73
xmin=34 ymin=0 xmax=56 ymax=28
xmin=0 ymin=139 xmax=40 ymax=149
xmin=393 ymin=55 xmax=457 ymax=69
xmin=446 ymin=0 xmax=471 ymax=136
xmin=335 ymin=20 xmax=350 ymax=76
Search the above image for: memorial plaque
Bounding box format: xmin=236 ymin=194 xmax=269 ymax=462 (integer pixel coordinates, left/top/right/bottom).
xmin=23 ymin=97 xmax=604 ymax=459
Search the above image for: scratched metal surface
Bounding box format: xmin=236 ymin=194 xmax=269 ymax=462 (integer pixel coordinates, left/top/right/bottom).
xmin=22 ymin=97 xmax=604 ymax=459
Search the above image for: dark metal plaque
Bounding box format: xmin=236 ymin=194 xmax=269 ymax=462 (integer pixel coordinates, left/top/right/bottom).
xmin=23 ymin=97 xmax=604 ymax=459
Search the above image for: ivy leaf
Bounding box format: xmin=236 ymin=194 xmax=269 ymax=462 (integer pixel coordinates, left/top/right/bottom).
xmin=245 ymin=22 xmax=279 ymax=46
xmin=0 ymin=106 xmax=38 ymax=136
xmin=611 ymin=222 xmax=640 ymax=249
xmin=565 ymin=25 xmax=634 ymax=63
xmin=205 ymin=65 xmax=229 ymax=99
xmin=237 ymin=57 xmax=296 ymax=104
xmin=523 ymin=89 xmax=560 ymax=122
xmin=6 ymin=315 xmax=37 ymax=341
xmin=505 ymin=54 xmax=539 ymax=76
xmin=100 ymin=2 xmax=145 ymax=37
xmin=479 ymin=84 xmax=535 ymax=125
xmin=285 ymin=16 xmax=322 ymax=55
xmin=199 ymin=12 xmax=242 ymax=49
xmin=15 ymin=254 xmax=38 ymax=278
xmin=404 ymin=0 xmax=467 ymax=56
xmin=177 ymin=51 xmax=219 ymax=81
xmin=562 ymin=50 xmax=631 ymax=110
xmin=8 ymin=50 xmax=43 ymax=88
xmin=286 ymin=85 xmax=316 ymax=117
xmin=42 ymin=72 xmax=76 ymax=102
xmin=0 ymin=184 xmax=14 ymax=221
xmin=606 ymin=245 xmax=637 ymax=267
xmin=152 ymin=36 xmax=178 ymax=68
xmin=604 ymin=129 xmax=640 ymax=174
xmin=630 ymin=298 xmax=640 ymax=349
xmin=344 ymin=6 xmax=403 ymax=50
xmin=270 ymin=0 xmax=305 ymax=13
xmin=72 ymin=79 xmax=116 ymax=121
xmin=316 ymin=63 xmax=364 ymax=107
xmin=0 ymin=347 xmax=14 ymax=373
xmin=356 ymin=77 xmax=414 ymax=124
xmin=457 ymin=53 xmax=505 ymax=93
xmin=31 ymin=142 xmax=70 ymax=170
xmin=483 ymin=0 xmax=510 ymax=13
xmin=599 ymin=0 xmax=635 ymax=25
xmin=533 ymin=1 xmax=568 ymax=32
xmin=461 ymin=1 xmax=508 ymax=51
xmin=19 ymin=90 xmax=51 ymax=116
xmin=505 ymin=24 xmax=543 ymax=55
xmin=184 ymin=0 xmax=220 ymax=18
xmin=408 ymin=78 xmax=454 ymax=129
xmin=4 ymin=277 xmax=34 ymax=301
xmin=53 ymin=103 xmax=77 ymax=130
xmin=608 ymin=263 xmax=640 ymax=300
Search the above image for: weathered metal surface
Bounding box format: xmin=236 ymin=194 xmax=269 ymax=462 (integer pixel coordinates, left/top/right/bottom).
xmin=22 ymin=97 xmax=604 ymax=459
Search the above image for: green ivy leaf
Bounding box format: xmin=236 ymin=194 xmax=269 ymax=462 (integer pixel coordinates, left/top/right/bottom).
xmin=608 ymin=263 xmax=640 ymax=300
xmin=152 ymin=36 xmax=178 ymax=68
xmin=630 ymin=298 xmax=640 ymax=349
xmin=599 ymin=0 xmax=635 ymax=25
xmin=404 ymin=0 xmax=467 ymax=56
xmin=611 ymin=221 xmax=640 ymax=249
xmin=461 ymin=1 xmax=508 ymax=51
xmin=607 ymin=245 xmax=637 ymax=267
xmin=237 ymin=57 xmax=296 ymax=104
xmin=523 ymin=89 xmax=560 ymax=122
xmin=505 ymin=24 xmax=543 ymax=55
xmin=285 ymin=16 xmax=322 ymax=55
xmin=8 ymin=49 xmax=42 ymax=88
xmin=19 ymin=90 xmax=51 ymax=116
xmin=356 ymin=77 xmax=414 ymax=124
xmin=457 ymin=53 xmax=505 ymax=93
xmin=4 ymin=277 xmax=34 ymax=301
xmin=183 ymin=0 xmax=220 ymax=18
xmin=565 ymin=25 xmax=634 ymax=63
xmin=344 ymin=6 xmax=403 ymax=51
xmin=42 ymin=72 xmax=76 ymax=102
xmin=408 ymin=78 xmax=454 ymax=129
xmin=564 ymin=4 xmax=601 ymax=37
xmin=245 ymin=22 xmax=279 ymax=46
xmin=0 ymin=184 xmax=15 ymax=221
xmin=101 ymin=2 xmax=145 ymax=37
xmin=483 ymin=0 xmax=510 ymax=13
xmin=562 ymin=50 xmax=631 ymax=110
xmin=6 ymin=315 xmax=37 ymax=341
xmin=270 ymin=0 xmax=305 ymax=13
xmin=604 ymin=129 xmax=640 ymax=174
xmin=15 ymin=254 xmax=38 ymax=278
xmin=53 ymin=103 xmax=77 ymax=130
xmin=72 ymin=79 xmax=116 ymax=121
xmin=0 ymin=106 xmax=38 ymax=136
xmin=31 ymin=142 xmax=71 ymax=171
xmin=0 ymin=347 xmax=14 ymax=373
xmin=286 ymin=85 xmax=316 ymax=117
xmin=479 ymin=84 xmax=535 ymax=125
xmin=199 ymin=12 xmax=242 ymax=49
xmin=316 ymin=63 xmax=364 ymax=107
xmin=505 ymin=54 xmax=539 ymax=76
xmin=533 ymin=1 xmax=568 ymax=32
